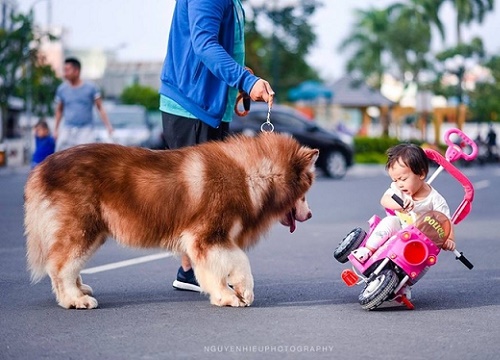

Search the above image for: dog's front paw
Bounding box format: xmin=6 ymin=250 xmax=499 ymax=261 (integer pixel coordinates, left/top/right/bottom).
xmin=239 ymin=289 xmax=254 ymax=307
xmin=210 ymin=291 xmax=248 ymax=307
xmin=231 ymin=285 xmax=254 ymax=307
xmin=60 ymin=295 xmax=98 ymax=310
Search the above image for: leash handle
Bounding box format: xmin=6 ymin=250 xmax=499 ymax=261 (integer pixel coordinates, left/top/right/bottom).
xmin=260 ymin=104 xmax=274 ymax=132
xmin=234 ymin=67 xmax=254 ymax=117
xmin=234 ymin=92 xmax=251 ymax=117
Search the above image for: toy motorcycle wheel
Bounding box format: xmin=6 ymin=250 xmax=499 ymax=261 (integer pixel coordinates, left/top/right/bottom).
xmin=334 ymin=227 xmax=366 ymax=263
xmin=358 ymin=269 xmax=399 ymax=310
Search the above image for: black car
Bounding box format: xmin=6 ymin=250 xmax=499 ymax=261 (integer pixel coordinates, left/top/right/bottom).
xmin=230 ymin=103 xmax=354 ymax=179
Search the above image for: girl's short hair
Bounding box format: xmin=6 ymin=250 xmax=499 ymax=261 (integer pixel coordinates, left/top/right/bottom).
xmin=386 ymin=143 xmax=429 ymax=177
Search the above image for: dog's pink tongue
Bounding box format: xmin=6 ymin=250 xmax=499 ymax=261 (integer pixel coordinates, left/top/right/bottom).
xmin=287 ymin=211 xmax=296 ymax=233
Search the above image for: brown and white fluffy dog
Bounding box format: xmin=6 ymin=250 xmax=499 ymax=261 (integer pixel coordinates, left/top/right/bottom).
xmin=24 ymin=132 xmax=318 ymax=309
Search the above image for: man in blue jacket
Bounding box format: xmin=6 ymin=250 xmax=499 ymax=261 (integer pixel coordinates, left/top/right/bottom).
xmin=159 ymin=0 xmax=275 ymax=292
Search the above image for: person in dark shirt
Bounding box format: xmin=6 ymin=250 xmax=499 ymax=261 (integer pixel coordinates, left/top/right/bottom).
xmin=486 ymin=123 xmax=498 ymax=160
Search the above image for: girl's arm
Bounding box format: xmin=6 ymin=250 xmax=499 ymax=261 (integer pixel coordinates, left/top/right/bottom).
xmin=442 ymin=226 xmax=456 ymax=251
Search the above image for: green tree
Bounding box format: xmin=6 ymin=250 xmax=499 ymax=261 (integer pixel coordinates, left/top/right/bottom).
xmin=340 ymin=0 xmax=444 ymax=89
xmin=340 ymin=1 xmax=445 ymax=136
xmin=120 ymin=84 xmax=159 ymax=111
xmin=244 ymin=0 xmax=322 ymax=102
xmin=385 ymin=1 xmax=443 ymax=87
xmin=433 ymin=38 xmax=486 ymax=103
xmin=468 ymin=55 xmax=500 ymax=122
xmin=430 ymin=0 xmax=494 ymax=120
xmin=16 ymin=63 xmax=61 ymax=118
xmin=338 ymin=7 xmax=392 ymax=89
xmin=0 ymin=9 xmax=58 ymax=141
xmin=445 ymin=0 xmax=494 ymax=44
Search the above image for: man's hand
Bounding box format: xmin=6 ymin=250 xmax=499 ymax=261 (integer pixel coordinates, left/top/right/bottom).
xmin=249 ymin=79 xmax=275 ymax=108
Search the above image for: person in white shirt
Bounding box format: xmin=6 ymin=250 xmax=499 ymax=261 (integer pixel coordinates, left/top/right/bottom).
xmin=352 ymin=143 xmax=456 ymax=263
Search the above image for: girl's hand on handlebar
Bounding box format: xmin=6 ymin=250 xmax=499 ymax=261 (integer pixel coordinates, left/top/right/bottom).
xmin=403 ymin=198 xmax=414 ymax=213
xmin=442 ymin=239 xmax=456 ymax=251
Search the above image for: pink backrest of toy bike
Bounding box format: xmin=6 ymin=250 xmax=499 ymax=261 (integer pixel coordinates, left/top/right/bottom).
xmin=424 ymin=148 xmax=474 ymax=225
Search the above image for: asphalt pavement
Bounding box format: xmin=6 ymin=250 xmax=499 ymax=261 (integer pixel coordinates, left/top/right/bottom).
xmin=1 ymin=163 xmax=499 ymax=360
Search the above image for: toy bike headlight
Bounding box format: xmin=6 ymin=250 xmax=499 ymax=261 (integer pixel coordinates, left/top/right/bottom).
xmin=403 ymin=241 xmax=428 ymax=266
xmin=401 ymin=231 xmax=412 ymax=241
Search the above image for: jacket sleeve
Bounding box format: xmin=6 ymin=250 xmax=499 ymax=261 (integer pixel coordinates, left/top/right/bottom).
xmin=188 ymin=0 xmax=258 ymax=94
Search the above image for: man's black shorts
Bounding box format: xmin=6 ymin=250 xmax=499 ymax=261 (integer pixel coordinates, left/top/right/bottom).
xmin=161 ymin=112 xmax=230 ymax=149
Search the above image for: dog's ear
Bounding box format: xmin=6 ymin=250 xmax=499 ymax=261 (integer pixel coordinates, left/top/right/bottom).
xmin=308 ymin=149 xmax=319 ymax=171
xmin=299 ymin=148 xmax=319 ymax=172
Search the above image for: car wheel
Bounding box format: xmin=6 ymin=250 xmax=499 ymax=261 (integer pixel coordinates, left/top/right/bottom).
xmin=334 ymin=227 xmax=366 ymax=263
xmin=322 ymin=150 xmax=348 ymax=179
xmin=358 ymin=269 xmax=399 ymax=310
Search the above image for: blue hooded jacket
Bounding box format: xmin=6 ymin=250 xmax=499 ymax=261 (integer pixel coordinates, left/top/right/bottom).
xmin=159 ymin=0 xmax=260 ymax=128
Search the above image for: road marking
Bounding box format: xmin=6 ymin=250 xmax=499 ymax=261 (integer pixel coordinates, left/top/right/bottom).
xmin=474 ymin=180 xmax=490 ymax=190
xmin=81 ymin=252 xmax=174 ymax=274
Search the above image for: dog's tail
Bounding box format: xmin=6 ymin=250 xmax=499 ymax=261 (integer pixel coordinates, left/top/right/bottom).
xmin=26 ymin=232 xmax=48 ymax=283
xmin=24 ymin=185 xmax=52 ymax=284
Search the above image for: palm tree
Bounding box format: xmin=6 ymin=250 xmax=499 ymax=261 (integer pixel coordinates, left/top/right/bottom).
xmin=245 ymin=0 xmax=322 ymax=102
xmin=340 ymin=2 xmax=445 ymax=136
xmin=386 ymin=1 xmax=443 ymax=81
xmin=392 ymin=0 xmax=446 ymax=41
xmin=338 ymin=7 xmax=393 ymax=89
xmin=339 ymin=0 xmax=444 ymax=88
xmin=445 ymin=0 xmax=495 ymax=44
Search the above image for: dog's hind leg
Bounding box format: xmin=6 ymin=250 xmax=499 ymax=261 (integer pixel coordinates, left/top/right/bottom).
xmin=191 ymin=246 xmax=254 ymax=307
xmin=47 ymin=233 xmax=105 ymax=309
xmin=47 ymin=251 xmax=99 ymax=309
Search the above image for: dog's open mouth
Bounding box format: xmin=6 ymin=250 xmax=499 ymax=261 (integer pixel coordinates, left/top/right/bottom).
xmin=283 ymin=209 xmax=297 ymax=233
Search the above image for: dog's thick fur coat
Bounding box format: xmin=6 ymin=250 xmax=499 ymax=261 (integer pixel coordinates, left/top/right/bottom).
xmin=24 ymin=133 xmax=318 ymax=309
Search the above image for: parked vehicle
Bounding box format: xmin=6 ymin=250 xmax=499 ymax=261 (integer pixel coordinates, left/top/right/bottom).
xmin=94 ymin=104 xmax=151 ymax=147
xmin=333 ymin=129 xmax=477 ymax=310
xmin=140 ymin=111 xmax=165 ymax=150
xmin=230 ymin=103 xmax=354 ymax=179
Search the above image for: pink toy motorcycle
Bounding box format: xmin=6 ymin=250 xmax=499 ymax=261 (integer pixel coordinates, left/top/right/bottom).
xmin=333 ymin=129 xmax=478 ymax=310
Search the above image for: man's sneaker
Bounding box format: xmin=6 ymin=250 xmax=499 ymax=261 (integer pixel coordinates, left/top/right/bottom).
xmin=172 ymin=267 xmax=201 ymax=292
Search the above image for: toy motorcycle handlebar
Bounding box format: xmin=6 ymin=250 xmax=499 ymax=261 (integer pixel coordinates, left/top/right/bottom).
xmin=391 ymin=194 xmax=474 ymax=270
xmin=444 ymin=128 xmax=478 ymax=162
xmin=453 ymin=250 xmax=474 ymax=269
xmin=391 ymin=193 xmax=405 ymax=208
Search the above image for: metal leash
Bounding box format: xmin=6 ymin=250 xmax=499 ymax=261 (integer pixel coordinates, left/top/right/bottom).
xmin=260 ymin=103 xmax=274 ymax=132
